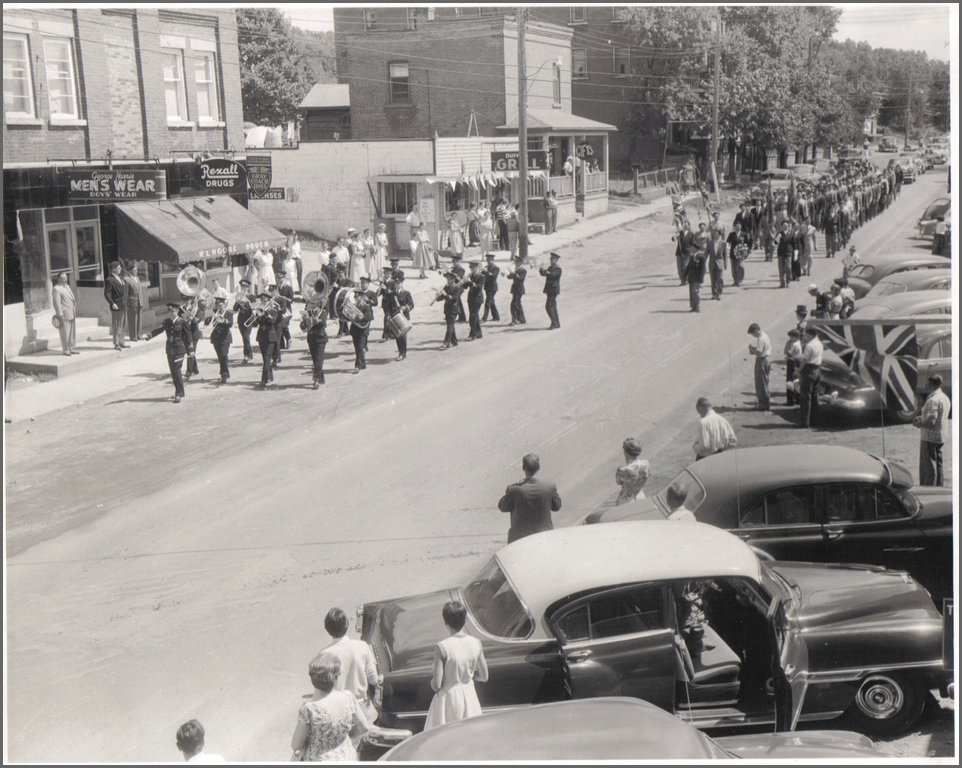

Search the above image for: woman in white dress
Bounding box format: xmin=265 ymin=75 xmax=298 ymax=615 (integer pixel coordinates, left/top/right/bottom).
xmin=361 ymin=228 xmax=376 ymax=278
xmin=280 ymin=250 xmax=300 ymax=294
xmin=254 ymin=248 xmax=275 ymax=293
xmin=413 ymin=223 xmax=434 ymax=278
xmin=424 ymin=600 xmax=488 ymax=730
xmin=373 ymin=223 xmax=389 ymax=275
xmin=478 ymin=204 xmax=493 ymax=254
xmin=447 ymin=214 xmax=465 ymax=258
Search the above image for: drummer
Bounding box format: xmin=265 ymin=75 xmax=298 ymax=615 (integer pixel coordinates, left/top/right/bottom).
xmin=383 ymin=271 xmax=413 ymax=361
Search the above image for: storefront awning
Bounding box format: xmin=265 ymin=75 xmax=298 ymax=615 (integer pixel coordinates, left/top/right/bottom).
xmin=115 ymin=196 xmax=286 ymax=264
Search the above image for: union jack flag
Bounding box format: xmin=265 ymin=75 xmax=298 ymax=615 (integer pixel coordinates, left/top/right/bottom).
xmin=809 ymin=320 xmax=919 ymax=412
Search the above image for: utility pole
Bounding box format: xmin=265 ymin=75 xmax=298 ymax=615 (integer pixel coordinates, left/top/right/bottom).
xmin=517 ymin=7 xmax=529 ymax=260
xmin=904 ymin=77 xmax=912 ymax=149
xmin=710 ymin=8 xmax=721 ymax=203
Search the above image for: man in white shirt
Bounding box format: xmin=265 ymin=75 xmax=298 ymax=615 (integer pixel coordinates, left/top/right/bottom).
xmin=747 ymin=322 xmax=772 ymax=410
xmin=175 ymin=720 xmax=225 ymax=763
xmin=320 ymin=607 xmax=381 ymax=723
xmin=913 ymin=374 xmax=951 ymax=486
xmin=693 ymin=397 xmax=737 ymax=460
xmin=798 ymin=327 xmax=824 ymax=427
xmin=843 ymin=244 xmax=860 ymax=277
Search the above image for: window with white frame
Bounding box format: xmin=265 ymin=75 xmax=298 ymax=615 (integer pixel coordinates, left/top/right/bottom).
xmin=389 ymin=61 xmax=410 ymax=103
xmin=162 ymin=48 xmax=188 ymax=120
xmin=362 ymin=9 xmax=376 ymax=30
xmin=3 ymin=32 xmax=35 ymax=117
xmin=552 ymin=64 xmax=562 ymax=106
xmin=193 ymin=50 xmax=219 ymax=121
xmin=569 ymin=7 xmax=587 ymax=24
xmin=43 ymin=37 xmax=79 ymax=118
xmin=613 ymin=47 xmax=630 ymax=77
xmin=572 ymin=48 xmax=587 ymax=80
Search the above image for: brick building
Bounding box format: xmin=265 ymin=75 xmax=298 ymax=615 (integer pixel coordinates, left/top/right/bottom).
xmin=3 ymin=7 xmax=282 ymax=356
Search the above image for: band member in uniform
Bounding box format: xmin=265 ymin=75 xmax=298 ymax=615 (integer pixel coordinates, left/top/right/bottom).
xmin=277 ymin=273 xmax=295 ymax=352
xmin=505 ymin=254 xmax=527 ymax=325
xmin=465 ymin=259 xmax=485 ymax=340
xmin=233 ymin=279 xmax=254 ymax=363
xmin=481 ymin=252 xmax=500 ymax=322
xmin=162 ymin=303 xmax=194 ymax=403
xmin=207 ymin=291 xmax=234 ymax=384
xmin=392 ymin=272 xmax=413 ymax=361
xmin=435 ymin=271 xmax=463 ymax=349
xmin=304 ymin=300 xmax=329 ymax=389
xmin=267 ymin=283 xmax=291 ymax=367
xmin=539 ymin=252 xmax=562 ymax=329
xmin=350 ymin=289 xmax=373 ymax=373
xmin=255 ymin=292 xmax=282 ymax=388
xmin=358 ymin=276 xmax=377 ymax=352
xmin=450 ymin=253 xmax=467 ymax=323
xmin=183 ymin=296 xmax=202 ymax=380
xmin=379 ymin=265 xmax=396 ymax=341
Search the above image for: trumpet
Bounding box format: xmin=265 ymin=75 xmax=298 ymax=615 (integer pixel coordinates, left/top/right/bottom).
xmin=206 ymin=305 xmax=228 ymax=331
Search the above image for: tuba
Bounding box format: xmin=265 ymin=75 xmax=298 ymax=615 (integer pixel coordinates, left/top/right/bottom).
xmin=176 ymin=265 xmax=206 ymax=297
xmin=334 ymin=286 xmax=369 ymax=329
xmin=301 ymin=271 xmax=330 ymax=305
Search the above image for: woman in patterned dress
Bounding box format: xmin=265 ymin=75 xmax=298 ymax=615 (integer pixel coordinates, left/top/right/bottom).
xmin=614 ymin=437 xmax=650 ymax=505
xmin=290 ymin=653 xmax=388 ymax=762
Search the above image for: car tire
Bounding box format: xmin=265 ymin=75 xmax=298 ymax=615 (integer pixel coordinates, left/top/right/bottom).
xmin=845 ymin=672 xmax=926 ymax=736
xmin=886 ymin=407 xmax=917 ymax=425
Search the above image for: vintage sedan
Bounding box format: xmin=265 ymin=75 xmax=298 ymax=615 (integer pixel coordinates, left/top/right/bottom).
xmin=845 ymin=253 xmax=949 ymax=298
xmin=582 ymin=447 xmax=953 ymax=602
xmin=357 ymin=521 xmax=950 ymax=739
xmin=851 ymin=289 xmax=952 ymax=319
xmin=918 ymin=197 xmax=951 ymax=238
xmin=818 ymin=321 xmax=952 ymax=424
xmin=381 ymin=697 xmax=882 ymax=761
xmin=863 ymin=267 xmax=951 ymax=299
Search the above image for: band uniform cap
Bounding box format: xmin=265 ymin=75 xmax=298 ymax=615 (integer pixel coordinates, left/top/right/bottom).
xmin=796 ymin=304 xmax=808 ymax=315
xmin=485 ymin=252 xmax=497 ymax=259
xmin=443 ymin=271 xmax=457 ymax=279
xmin=258 ymin=291 xmax=272 ymax=299
xmin=239 ymin=279 xmax=251 ymax=286
xmin=394 ymin=271 xmax=405 ymax=281
xmin=549 ymin=252 xmax=561 ymax=260
xmin=468 ymin=259 xmax=480 ymax=266
xmin=213 ymin=287 xmax=229 ymax=300
xmin=747 ymin=323 xmax=761 ymax=334
xmin=787 ymin=329 xmax=800 ymax=338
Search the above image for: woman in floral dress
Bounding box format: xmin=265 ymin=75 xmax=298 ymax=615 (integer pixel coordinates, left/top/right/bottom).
xmin=614 ymin=437 xmax=650 ymax=505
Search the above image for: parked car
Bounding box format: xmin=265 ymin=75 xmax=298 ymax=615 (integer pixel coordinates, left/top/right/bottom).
xmin=924 ymin=147 xmax=947 ymax=166
xmin=878 ymin=138 xmax=900 ymax=153
xmin=918 ymin=197 xmax=952 ymax=238
xmin=817 ymin=312 xmax=952 ymax=425
xmin=844 ymin=253 xmax=950 ymax=298
xmin=358 ymin=521 xmax=950 ymax=738
xmin=581 ymin=446 xmax=952 ymax=601
xmin=851 ymin=289 xmax=952 ymax=319
xmin=864 ymin=268 xmax=951 ymax=299
xmin=836 ymin=146 xmax=863 ymax=162
xmin=381 ymin=698 xmax=883 ymax=761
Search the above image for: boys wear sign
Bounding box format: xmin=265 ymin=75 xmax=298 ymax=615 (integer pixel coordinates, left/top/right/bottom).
xmin=65 ymin=170 xmax=167 ymax=201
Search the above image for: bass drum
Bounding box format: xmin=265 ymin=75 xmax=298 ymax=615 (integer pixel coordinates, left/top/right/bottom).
xmin=386 ymin=311 xmax=412 ymax=339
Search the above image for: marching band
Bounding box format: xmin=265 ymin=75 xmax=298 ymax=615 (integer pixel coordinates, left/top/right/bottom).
xmin=160 ymin=249 xmax=558 ymax=402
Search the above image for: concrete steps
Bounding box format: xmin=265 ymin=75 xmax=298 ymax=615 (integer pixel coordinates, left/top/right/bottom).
xmin=6 ymin=329 xmax=166 ymax=378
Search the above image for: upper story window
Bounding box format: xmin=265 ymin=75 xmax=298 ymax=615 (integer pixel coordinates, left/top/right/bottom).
xmin=552 ymin=63 xmax=562 ymax=107
xmin=389 ymin=61 xmax=410 ymax=103
xmin=407 ymin=8 xmax=433 ymax=30
xmin=3 ymin=32 xmax=36 ymax=117
xmin=362 ymin=9 xmax=376 ymax=30
xmin=43 ymin=37 xmax=79 ymax=119
xmin=569 ymin=7 xmax=587 ymax=25
xmin=613 ymin=47 xmax=630 ymax=77
xmin=572 ymin=48 xmax=588 ymax=80
xmin=193 ymin=49 xmax=220 ymax=121
xmin=162 ymin=48 xmax=188 ymax=121
xmin=611 ymin=7 xmax=628 ymax=23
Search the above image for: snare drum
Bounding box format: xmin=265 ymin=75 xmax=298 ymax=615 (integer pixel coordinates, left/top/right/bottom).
xmin=386 ymin=311 xmax=412 ymax=338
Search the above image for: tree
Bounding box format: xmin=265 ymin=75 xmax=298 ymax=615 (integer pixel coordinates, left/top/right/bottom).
xmin=296 ymin=28 xmax=338 ymax=86
xmin=236 ymin=8 xmax=314 ymax=125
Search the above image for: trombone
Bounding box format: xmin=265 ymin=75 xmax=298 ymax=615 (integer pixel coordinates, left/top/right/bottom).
xmin=243 ymin=296 xmax=282 ymax=328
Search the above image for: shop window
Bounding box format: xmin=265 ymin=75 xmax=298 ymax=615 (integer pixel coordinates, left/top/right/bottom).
xmin=362 ymin=9 xmax=377 ymax=30
xmin=389 ymin=61 xmax=410 ymax=103
xmin=3 ymin=32 xmax=36 ymax=117
xmin=163 ymin=48 xmax=188 ymax=121
xmin=43 ymin=37 xmax=79 ymax=119
xmin=572 ymin=48 xmax=587 ymax=80
xmin=193 ymin=50 xmax=220 ymax=122
xmin=381 ymin=182 xmax=417 ymax=216
xmin=613 ymin=47 xmax=630 ymax=77
xmin=569 ymin=7 xmax=587 ymax=24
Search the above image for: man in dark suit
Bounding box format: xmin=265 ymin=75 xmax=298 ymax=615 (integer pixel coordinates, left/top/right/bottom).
xmin=207 ymin=292 xmax=233 ymax=384
xmin=685 ymin=236 xmax=707 ymax=313
xmin=506 ymin=255 xmax=526 ymax=325
xmin=775 ymin=220 xmax=797 ymax=288
xmin=450 ymin=254 xmax=467 ymax=323
xmin=255 ymin=292 xmax=281 ymax=388
xmin=498 ymin=453 xmax=563 ymax=543
xmin=233 ymin=279 xmax=254 ymax=363
xmin=539 ymin=251 xmax=562 ymax=329
xmin=162 ymin=303 xmax=194 ymax=403
xmin=104 ymin=260 xmax=129 ymax=350
xmin=481 ymin=252 xmax=500 ymax=322
xmin=465 ymin=260 xmax=485 ymax=340
xmin=276 ymin=273 xmax=295 ymax=352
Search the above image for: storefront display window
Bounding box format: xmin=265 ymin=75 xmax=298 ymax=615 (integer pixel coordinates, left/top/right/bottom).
xmin=17 ymin=209 xmax=50 ymax=314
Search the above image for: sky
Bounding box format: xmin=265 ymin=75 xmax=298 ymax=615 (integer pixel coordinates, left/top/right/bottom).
xmin=282 ymin=3 xmax=954 ymax=63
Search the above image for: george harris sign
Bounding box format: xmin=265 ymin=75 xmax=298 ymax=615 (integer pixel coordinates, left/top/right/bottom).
xmin=66 ymin=170 xmax=167 ymax=201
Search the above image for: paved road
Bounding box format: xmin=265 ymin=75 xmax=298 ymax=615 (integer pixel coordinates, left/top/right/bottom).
xmin=4 ymin=170 xmax=950 ymax=762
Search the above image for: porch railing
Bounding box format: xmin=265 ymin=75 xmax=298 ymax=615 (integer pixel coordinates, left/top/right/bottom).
xmin=527 ymin=174 xmax=576 ymax=199
xmin=584 ymin=171 xmax=608 ymax=194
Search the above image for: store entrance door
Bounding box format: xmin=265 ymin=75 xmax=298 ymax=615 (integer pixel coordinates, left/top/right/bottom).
xmin=44 ymin=207 xmax=104 ymax=284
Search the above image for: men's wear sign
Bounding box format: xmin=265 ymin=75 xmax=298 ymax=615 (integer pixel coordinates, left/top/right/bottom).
xmin=246 ymin=155 xmax=272 ymax=198
xmin=66 ymin=170 xmax=167 ymax=201
xmin=491 ymin=151 xmax=548 ymax=172
xmin=197 ymin=159 xmax=246 ymax=193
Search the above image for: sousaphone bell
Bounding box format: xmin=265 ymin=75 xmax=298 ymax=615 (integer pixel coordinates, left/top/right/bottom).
xmin=301 ymin=271 xmax=330 ymax=305
xmin=176 ymin=265 xmax=206 ymax=297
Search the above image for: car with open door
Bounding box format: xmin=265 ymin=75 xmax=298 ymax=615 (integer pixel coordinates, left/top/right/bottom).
xmin=357 ymin=522 xmax=949 ymax=739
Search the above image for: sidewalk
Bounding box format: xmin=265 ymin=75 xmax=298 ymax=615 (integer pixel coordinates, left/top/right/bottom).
xmin=3 ymin=194 xmax=675 ymax=424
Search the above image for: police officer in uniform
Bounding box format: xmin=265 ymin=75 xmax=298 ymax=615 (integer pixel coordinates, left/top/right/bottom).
xmin=465 ymin=259 xmax=485 ymax=340
xmin=255 ymin=292 xmax=281 ymax=388
xmin=162 ymin=303 xmax=194 ymax=403
xmin=506 ymin=255 xmax=527 ymax=325
xmin=233 ymin=279 xmax=254 ymax=363
xmin=207 ymin=291 xmax=234 ymax=384
xmin=481 ymin=252 xmax=500 ymax=322
xmin=539 ymin=252 xmax=562 ymax=329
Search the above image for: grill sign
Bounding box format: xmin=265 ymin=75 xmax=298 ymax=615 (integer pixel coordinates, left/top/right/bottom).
xmin=197 ymin=159 xmax=246 ymax=193
xmin=247 ymin=155 xmax=272 ymax=198
xmin=66 ymin=170 xmax=167 ymax=201
xmin=491 ymin=151 xmax=548 ymax=172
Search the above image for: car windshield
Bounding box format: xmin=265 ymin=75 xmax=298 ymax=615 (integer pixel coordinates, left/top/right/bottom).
xmin=655 ymin=469 xmax=707 ymax=514
xmin=847 ymin=264 xmax=874 ymax=279
xmin=872 ymin=281 xmax=904 ymax=297
xmin=462 ymin=557 xmax=534 ymax=639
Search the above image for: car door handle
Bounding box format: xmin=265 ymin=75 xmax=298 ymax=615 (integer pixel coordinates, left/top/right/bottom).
xmin=883 ymin=546 xmax=925 ymax=553
xmin=824 ymin=528 xmax=845 ymax=540
xmin=566 ymin=649 xmax=593 ymax=662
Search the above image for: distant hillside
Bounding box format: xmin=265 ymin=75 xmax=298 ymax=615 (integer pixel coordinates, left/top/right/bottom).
xmin=296 ymin=27 xmax=337 ymax=84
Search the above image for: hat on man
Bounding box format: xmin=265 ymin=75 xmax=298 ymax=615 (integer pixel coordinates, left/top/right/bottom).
xmin=258 ymin=291 xmax=272 ymax=299
xmin=485 ymin=252 xmax=496 ymax=260
xmin=239 ymin=278 xmax=251 ymax=287
xmin=347 ymin=227 xmax=358 ymax=234
xmin=451 ymin=253 xmax=463 ymax=261
xmin=787 ymin=329 xmax=800 ymax=338
xmin=468 ymin=259 xmax=480 ymax=266
xmin=213 ymin=288 xmax=229 ymax=301
xmin=807 ymin=283 xmax=819 ymax=293
xmin=549 ymin=251 xmax=561 ymax=260
xmin=796 ymin=304 xmax=808 ymax=316
xmin=747 ymin=323 xmax=761 ymax=334
xmin=394 ymin=271 xmax=405 ymax=282
xmin=443 ymin=270 xmax=457 ymax=280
